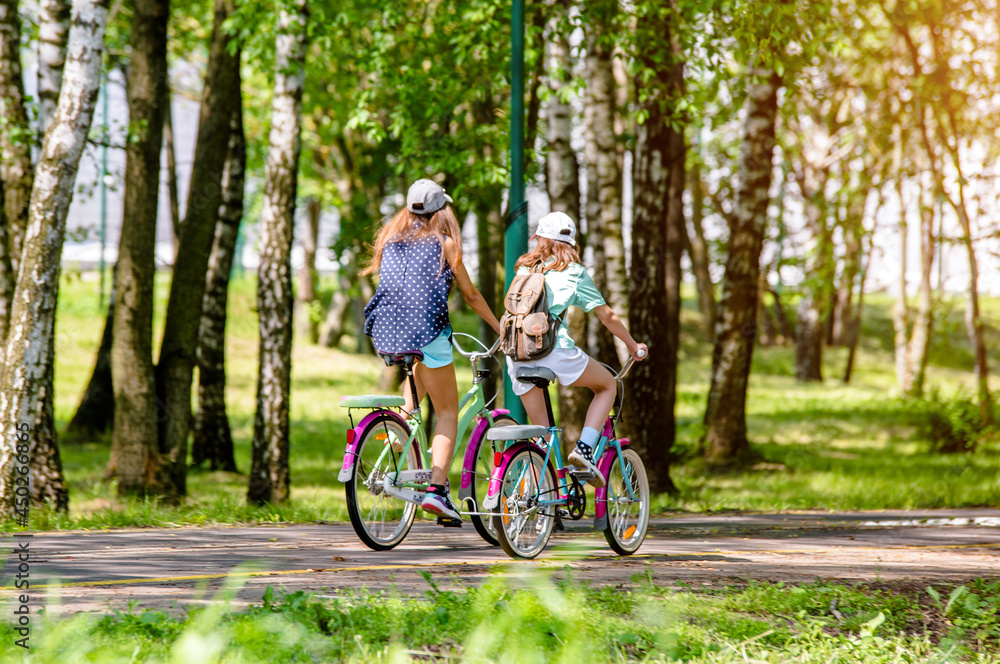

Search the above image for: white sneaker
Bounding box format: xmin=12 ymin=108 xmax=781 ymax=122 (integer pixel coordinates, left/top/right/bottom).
xmin=568 ymin=443 xmax=605 ymax=488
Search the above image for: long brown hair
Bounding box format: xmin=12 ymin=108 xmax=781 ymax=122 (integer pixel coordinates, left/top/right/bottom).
xmin=360 ymin=204 xmax=462 ymax=276
xmin=515 ymin=237 xmax=582 ymax=273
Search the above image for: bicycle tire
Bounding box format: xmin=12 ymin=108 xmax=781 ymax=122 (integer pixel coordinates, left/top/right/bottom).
xmin=492 ymin=446 xmax=558 ymax=559
xmin=345 ymin=414 xmax=421 ymax=551
xmin=602 ymin=447 xmax=650 ymax=555
xmin=468 ymin=414 xmax=517 ymax=546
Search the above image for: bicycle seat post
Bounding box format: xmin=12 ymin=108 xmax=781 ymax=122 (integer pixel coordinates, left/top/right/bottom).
xmin=405 ymin=364 xmax=420 ymax=416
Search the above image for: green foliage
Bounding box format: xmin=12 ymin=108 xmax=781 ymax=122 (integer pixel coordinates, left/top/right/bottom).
xmin=914 ymin=390 xmax=998 ymax=454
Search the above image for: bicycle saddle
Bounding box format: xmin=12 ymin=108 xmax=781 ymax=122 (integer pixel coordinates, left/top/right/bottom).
xmin=486 ymin=424 xmax=549 ymax=441
xmin=515 ymin=366 xmax=555 ymax=388
xmin=381 ymin=350 xmax=424 ymax=367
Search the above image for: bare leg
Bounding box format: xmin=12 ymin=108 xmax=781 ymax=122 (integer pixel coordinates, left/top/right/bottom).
xmin=518 ymin=386 xmax=551 ymax=427
xmin=414 ymin=363 xmax=459 ymax=486
xmin=569 ymin=358 xmax=616 ymax=433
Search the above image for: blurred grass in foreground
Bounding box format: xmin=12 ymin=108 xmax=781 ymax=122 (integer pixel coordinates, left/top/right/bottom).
xmin=2 ymin=572 xmax=999 ymax=663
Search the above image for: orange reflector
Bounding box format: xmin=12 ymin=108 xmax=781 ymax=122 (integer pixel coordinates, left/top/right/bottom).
xmin=624 ymin=525 xmax=636 ymax=539
xmin=375 ymin=433 xmax=387 ymax=441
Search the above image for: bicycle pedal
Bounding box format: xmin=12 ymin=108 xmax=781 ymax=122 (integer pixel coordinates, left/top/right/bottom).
xmin=436 ymin=517 xmax=463 ymax=528
xmin=553 ymin=514 xmax=566 ymax=532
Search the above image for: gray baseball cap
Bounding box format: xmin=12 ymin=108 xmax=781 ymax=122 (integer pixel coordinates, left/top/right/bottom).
xmin=407 ymin=179 xmax=453 ymax=215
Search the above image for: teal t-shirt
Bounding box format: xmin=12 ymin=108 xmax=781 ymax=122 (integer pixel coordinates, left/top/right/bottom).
xmin=516 ymin=260 xmax=606 ymax=350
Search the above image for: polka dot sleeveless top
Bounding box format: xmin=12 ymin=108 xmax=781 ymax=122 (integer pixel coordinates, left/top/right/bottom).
xmin=363 ymin=235 xmax=453 ymax=353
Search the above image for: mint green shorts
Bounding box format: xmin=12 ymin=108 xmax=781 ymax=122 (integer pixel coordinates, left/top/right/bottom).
xmin=419 ymin=326 xmax=454 ymax=368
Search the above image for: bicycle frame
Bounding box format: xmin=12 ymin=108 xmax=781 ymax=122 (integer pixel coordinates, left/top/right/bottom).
xmin=487 ymin=355 xmax=644 ymax=529
xmin=339 ymin=364 xmax=510 ymax=516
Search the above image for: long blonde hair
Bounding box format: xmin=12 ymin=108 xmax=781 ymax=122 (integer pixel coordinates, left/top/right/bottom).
xmin=361 ymin=205 xmax=462 ymax=276
xmin=515 ymin=237 xmax=581 ymax=273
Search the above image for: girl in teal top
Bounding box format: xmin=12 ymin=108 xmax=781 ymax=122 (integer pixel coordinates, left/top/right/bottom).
xmin=506 ymin=211 xmax=647 ymax=487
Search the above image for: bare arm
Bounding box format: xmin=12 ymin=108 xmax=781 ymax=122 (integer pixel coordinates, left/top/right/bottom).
xmin=593 ymin=304 xmax=647 ymax=360
xmin=445 ymin=238 xmax=501 ymax=334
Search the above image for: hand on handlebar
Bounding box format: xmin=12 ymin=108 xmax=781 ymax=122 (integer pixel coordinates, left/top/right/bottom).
xmin=631 ymin=343 xmax=648 ymax=361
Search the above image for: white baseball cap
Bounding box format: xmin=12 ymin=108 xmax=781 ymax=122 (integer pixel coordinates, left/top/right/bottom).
xmin=533 ymin=211 xmax=577 ymax=245
xmin=407 ymin=179 xmax=453 ymax=215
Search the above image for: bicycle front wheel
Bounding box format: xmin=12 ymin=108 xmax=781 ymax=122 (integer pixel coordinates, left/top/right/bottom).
xmin=345 ymin=414 xmax=421 ymax=550
xmin=602 ymin=447 xmax=650 ymax=555
xmin=468 ymin=414 xmax=518 ymax=546
xmin=492 ymin=447 xmax=557 ymax=559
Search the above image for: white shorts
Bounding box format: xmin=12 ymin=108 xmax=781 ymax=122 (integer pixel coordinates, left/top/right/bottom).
xmin=506 ymin=347 xmax=591 ymax=396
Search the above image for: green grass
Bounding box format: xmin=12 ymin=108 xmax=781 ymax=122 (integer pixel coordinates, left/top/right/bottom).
xmin=18 ymin=273 xmax=1000 ymax=530
xmin=4 ymin=573 xmax=1000 ymax=662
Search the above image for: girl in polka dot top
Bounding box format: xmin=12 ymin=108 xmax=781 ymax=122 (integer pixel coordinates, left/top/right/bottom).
xmin=362 ymin=179 xmax=501 ymax=521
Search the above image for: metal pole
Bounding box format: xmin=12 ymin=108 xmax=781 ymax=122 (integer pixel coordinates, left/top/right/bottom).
xmin=99 ymin=74 xmax=108 ymax=309
xmin=503 ymin=0 xmax=527 ymax=423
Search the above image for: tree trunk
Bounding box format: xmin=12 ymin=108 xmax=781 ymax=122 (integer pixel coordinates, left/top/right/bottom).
xmin=156 ymin=0 xmax=242 ymax=496
xmin=318 ymin=267 xmax=352 ymax=349
xmin=843 ymin=219 xmax=873 ymax=384
xmin=68 ymin=266 xmax=117 ymax=437
xmin=0 ymin=0 xmax=108 ymax=516
xmin=583 ymin=0 xmax=624 ymax=365
xmin=545 ymin=2 xmax=588 ymax=444
xmin=193 ymin=86 xmax=244 ymax=473
xmin=831 ymin=213 xmax=861 ymax=347
xmin=905 ymin=197 xmax=935 ymax=396
xmin=688 ymin=165 xmax=717 ymax=339
xmin=248 ymin=0 xmax=307 ymax=506
xmin=0 ymin=183 xmax=13 ymax=366
xmin=0 ymin=0 xmax=34 ymax=273
xmin=620 ymin=3 xmax=683 ymax=494
xmin=892 ymin=178 xmax=911 ymax=391
xmin=794 ymin=194 xmax=830 ymax=383
xmin=111 ymin=0 xmax=171 ymax=498
xmin=37 ymin=0 xmax=72 ymax=134
xmin=164 ymin=92 xmax=182 ymax=259
xmin=295 ymin=197 xmax=320 ymax=342
xmin=702 ymin=71 xmax=780 ymax=466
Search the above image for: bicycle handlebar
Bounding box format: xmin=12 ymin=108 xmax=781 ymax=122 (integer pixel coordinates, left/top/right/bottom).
xmin=615 ymin=347 xmax=647 ymax=381
xmin=451 ymin=334 xmax=501 ymax=362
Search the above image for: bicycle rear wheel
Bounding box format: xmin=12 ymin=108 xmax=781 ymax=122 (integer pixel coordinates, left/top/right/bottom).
xmin=468 ymin=414 xmax=517 ymax=546
xmin=602 ymin=447 xmax=650 ymax=555
xmin=492 ymin=447 xmax=557 ymax=559
xmin=345 ymin=414 xmax=421 ymax=550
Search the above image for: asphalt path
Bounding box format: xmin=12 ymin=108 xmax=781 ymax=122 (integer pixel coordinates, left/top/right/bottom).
xmin=2 ymin=509 xmax=998 ymax=615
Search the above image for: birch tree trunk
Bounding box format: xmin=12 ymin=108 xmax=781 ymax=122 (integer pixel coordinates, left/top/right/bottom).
xmin=0 ymin=0 xmax=108 ymax=515
xmin=583 ymin=0 xmax=624 ymax=365
xmin=157 ymin=0 xmax=242 ymax=495
xmin=905 ymin=197 xmax=935 ymax=396
xmin=545 ymin=5 xmax=588 ymax=445
xmin=702 ymin=71 xmax=780 ymax=466
xmin=37 ymin=0 xmax=72 ymax=134
xmin=688 ymin=165 xmax=717 ymax=339
xmin=620 ymin=1 xmax=683 ymax=494
xmin=248 ymin=0 xmax=307 ymax=505
xmin=0 ymin=184 xmax=12 ymax=364
xmin=892 ymin=178 xmax=911 ymax=391
xmin=111 ymin=0 xmax=171 ymax=497
xmin=295 ymin=197 xmax=320 ymax=342
xmin=194 ymin=94 xmax=244 ymax=472
xmin=0 ymin=0 xmax=34 ymax=273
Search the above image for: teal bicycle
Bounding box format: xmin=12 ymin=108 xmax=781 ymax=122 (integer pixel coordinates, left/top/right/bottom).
xmin=484 ymin=350 xmax=650 ymax=559
xmin=338 ymin=335 xmax=515 ymax=550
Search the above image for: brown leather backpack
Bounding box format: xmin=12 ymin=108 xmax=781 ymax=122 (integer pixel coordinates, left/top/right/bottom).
xmin=498 ymin=264 xmax=564 ymax=362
